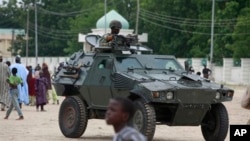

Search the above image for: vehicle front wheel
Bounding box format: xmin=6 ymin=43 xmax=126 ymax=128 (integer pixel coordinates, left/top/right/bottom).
xmin=129 ymin=98 xmax=156 ymax=141
xmin=59 ymin=96 xmax=88 ymax=138
xmin=201 ymin=103 xmax=229 ymax=141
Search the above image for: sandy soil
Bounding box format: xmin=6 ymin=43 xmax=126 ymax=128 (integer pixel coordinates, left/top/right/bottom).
xmin=0 ymin=85 xmax=249 ymax=141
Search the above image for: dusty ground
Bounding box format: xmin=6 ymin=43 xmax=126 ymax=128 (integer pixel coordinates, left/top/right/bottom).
xmin=0 ymin=85 xmax=249 ymax=141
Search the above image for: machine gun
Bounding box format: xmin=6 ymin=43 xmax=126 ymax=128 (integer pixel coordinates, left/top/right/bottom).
xmin=85 ymin=34 xmax=152 ymax=54
xmin=60 ymin=51 xmax=84 ymax=79
xmin=110 ymin=34 xmax=142 ymax=52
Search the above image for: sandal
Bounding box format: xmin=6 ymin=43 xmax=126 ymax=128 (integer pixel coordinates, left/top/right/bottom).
xmin=16 ymin=116 xmax=24 ymax=120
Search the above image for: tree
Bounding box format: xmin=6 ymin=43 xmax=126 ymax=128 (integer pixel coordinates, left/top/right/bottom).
xmin=1 ymin=0 xmax=250 ymax=62
xmin=229 ymin=7 xmax=250 ymax=58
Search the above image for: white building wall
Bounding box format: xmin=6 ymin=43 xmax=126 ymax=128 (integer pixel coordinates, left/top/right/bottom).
xmin=231 ymin=67 xmax=241 ymax=84
xmin=177 ymin=58 xmax=186 ymax=69
xmin=213 ymin=66 xmax=223 ymax=83
xmin=192 ymin=58 xmax=203 ymax=73
xmin=223 ymin=58 xmax=233 ymax=83
xmin=241 ymin=58 xmax=250 ymax=84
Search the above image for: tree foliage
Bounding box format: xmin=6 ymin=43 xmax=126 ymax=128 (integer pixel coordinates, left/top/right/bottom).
xmin=0 ymin=0 xmax=250 ymax=63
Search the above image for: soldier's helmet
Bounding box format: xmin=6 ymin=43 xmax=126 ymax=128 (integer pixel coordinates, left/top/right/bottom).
xmin=109 ymin=20 xmax=122 ymax=29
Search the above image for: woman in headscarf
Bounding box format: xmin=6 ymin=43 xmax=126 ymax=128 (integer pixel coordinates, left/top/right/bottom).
xmin=27 ymin=66 xmax=36 ymax=106
xmin=35 ymin=71 xmax=47 ymax=111
xmin=42 ymin=63 xmax=52 ymax=103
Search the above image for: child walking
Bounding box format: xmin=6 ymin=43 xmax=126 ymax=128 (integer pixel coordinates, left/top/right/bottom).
xmin=4 ymin=67 xmax=24 ymax=120
xmin=35 ymin=71 xmax=48 ymax=111
xmin=27 ymin=66 xmax=36 ymax=106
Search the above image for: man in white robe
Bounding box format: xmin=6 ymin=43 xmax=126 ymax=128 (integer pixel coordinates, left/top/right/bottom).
xmin=0 ymin=54 xmax=10 ymax=111
xmin=10 ymin=55 xmax=29 ymax=107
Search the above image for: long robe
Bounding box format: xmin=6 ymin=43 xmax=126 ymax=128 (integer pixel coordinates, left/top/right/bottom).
xmin=35 ymin=77 xmax=48 ymax=105
xmin=42 ymin=68 xmax=52 ymax=90
xmin=10 ymin=63 xmax=29 ymax=105
xmin=27 ymin=75 xmax=36 ymax=96
xmin=0 ymin=62 xmax=10 ymax=107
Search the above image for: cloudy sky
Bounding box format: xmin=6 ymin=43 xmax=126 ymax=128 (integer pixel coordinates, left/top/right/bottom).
xmin=0 ymin=0 xmax=8 ymax=5
xmin=0 ymin=0 xmax=22 ymax=5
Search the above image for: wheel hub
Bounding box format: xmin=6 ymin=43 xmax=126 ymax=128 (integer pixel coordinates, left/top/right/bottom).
xmin=133 ymin=110 xmax=144 ymax=130
xmin=64 ymin=107 xmax=76 ymax=128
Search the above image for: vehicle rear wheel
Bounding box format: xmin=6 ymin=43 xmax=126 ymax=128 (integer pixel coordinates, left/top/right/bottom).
xmin=59 ymin=96 xmax=88 ymax=138
xmin=129 ymin=99 xmax=156 ymax=141
xmin=201 ymin=103 xmax=228 ymax=141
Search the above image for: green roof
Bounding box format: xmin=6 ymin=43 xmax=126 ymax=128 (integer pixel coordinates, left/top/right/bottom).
xmin=96 ymin=10 xmax=129 ymax=29
xmin=0 ymin=29 xmax=25 ymax=35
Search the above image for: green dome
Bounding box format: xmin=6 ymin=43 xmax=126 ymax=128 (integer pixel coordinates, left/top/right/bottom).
xmin=96 ymin=10 xmax=129 ymax=29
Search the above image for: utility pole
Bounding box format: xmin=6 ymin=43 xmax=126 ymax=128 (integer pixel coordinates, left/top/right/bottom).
xmin=11 ymin=29 xmax=15 ymax=56
xmin=210 ymin=0 xmax=215 ymax=69
xmin=35 ymin=2 xmax=38 ymax=65
xmin=26 ymin=7 xmax=29 ymax=65
xmin=135 ymin=0 xmax=140 ymax=34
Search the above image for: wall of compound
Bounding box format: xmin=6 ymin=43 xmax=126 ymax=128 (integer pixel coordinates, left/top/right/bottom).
xmin=3 ymin=57 xmax=250 ymax=85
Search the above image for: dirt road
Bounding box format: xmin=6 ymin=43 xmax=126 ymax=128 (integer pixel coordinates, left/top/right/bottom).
xmin=0 ymin=85 xmax=249 ymax=141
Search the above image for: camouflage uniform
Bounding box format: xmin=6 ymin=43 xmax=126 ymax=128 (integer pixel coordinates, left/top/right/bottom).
xmin=100 ymin=20 xmax=122 ymax=46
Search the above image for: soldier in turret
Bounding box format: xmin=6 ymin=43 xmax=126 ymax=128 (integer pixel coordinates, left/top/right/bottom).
xmin=99 ymin=20 xmax=135 ymax=52
xmin=104 ymin=20 xmax=122 ymax=42
xmin=100 ymin=20 xmax=125 ymax=47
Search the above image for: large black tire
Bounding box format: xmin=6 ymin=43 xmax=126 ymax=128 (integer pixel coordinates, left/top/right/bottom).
xmin=59 ymin=96 xmax=88 ymax=138
xmin=201 ymin=103 xmax=229 ymax=141
xmin=129 ymin=99 xmax=156 ymax=141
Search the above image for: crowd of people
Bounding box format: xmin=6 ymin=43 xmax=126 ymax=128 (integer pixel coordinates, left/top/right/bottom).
xmin=0 ymin=54 xmax=59 ymax=120
xmin=0 ymin=20 xmax=148 ymax=140
xmin=0 ymin=54 xmax=147 ymax=140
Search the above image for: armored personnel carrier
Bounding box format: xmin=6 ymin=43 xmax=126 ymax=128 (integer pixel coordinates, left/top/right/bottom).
xmin=52 ymin=34 xmax=234 ymax=141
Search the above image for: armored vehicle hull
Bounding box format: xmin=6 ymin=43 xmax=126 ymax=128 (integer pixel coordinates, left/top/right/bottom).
xmin=53 ymin=35 xmax=234 ymax=141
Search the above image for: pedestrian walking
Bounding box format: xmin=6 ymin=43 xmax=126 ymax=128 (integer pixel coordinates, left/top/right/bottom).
xmin=35 ymin=71 xmax=48 ymax=111
xmin=42 ymin=63 xmax=52 ymax=103
xmin=27 ymin=66 xmax=36 ymax=106
xmin=4 ymin=67 xmax=24 ymax=120
xmin=10 ymin=55 xmax=29 ymax=108
xmin=0 ymin=54 xmax=10 ymax=111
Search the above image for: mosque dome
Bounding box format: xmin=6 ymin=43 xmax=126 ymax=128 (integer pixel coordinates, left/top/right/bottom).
xmin=96 ymin=10 xmax=129 ymax=29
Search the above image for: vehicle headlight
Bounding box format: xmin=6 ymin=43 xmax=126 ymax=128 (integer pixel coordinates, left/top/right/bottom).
xmin=215 ymin=92 xmax=221 ymax=99
xmin=152 ymin=91 xmax=160 ymax=98
xmin=166 ymin=91 xmax=174 ymax=100
xmin=227 ymin=91 xmax=234 ymax=97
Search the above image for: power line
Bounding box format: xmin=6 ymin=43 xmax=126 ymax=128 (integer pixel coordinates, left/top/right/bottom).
xmin=140 ymin=8 xmax=250 ymax=27
xmin=37 ymin=6 xmax=94 ymax=16
xmin=139 ymin=16 xmax=250 ymax=36
xmin=29 ymin=25 xmax=78 ymax=38
xmin=29 ymin=28 xmax=77 ymax=40
xmin=29 ymin=22 xmax=88 ymax=34
xmin=139 ymin=12 xmax=235 ymax=28
xmin=140 ymin=8 xmax=239 ymax=23
xmin=140 ymin=16 xmax=211 ymax=35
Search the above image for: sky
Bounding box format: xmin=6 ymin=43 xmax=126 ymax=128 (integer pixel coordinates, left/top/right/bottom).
xmin=0 ymin=0 xmax=22 ymax=5
xmin=0 ymin=0 xmax=4 ymax=5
